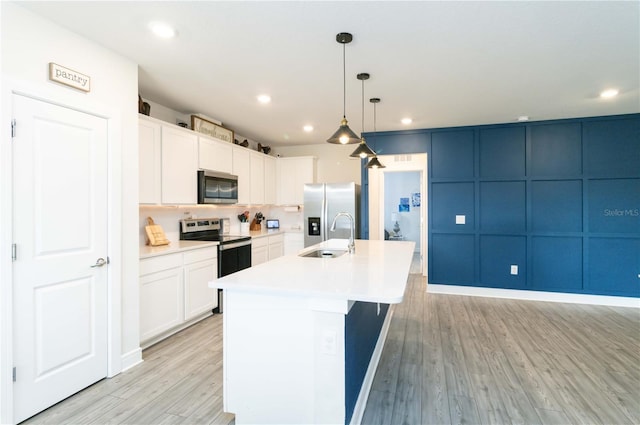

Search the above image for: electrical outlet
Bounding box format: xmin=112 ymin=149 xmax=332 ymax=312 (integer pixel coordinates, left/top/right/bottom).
xmin=510 ymin=265 xmax=518 ymax=275
xmin=455 ymin=215 xmax=466 ymax=225
xmin=321 ymin=330 xmax=337 ymax=356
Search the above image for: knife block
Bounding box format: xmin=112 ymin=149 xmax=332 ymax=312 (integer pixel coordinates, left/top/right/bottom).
xmin=249 ymin=219 xmax=261 ymax=231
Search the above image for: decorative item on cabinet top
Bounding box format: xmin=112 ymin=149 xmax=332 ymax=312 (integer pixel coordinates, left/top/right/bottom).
xmin=191 ymin=114 xmax=234 ymax=143
xmin=258 ymin=143 xmax=271 ymax=155
xmin=138 ymin=95 xmax=150 ymax=116
xmin=234 ymin=139 xmax=249 ymax=147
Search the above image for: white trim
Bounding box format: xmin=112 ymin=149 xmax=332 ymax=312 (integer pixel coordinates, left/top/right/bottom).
xmin=349 ymin=305 xmax=395 ymax=425
xmin=427 ymin=284 xmax=640 ymax=308
xmin=120 ymin=349 xmax=144 ymax=373
xmin=0 ymin=77 xmax=125 ymax=422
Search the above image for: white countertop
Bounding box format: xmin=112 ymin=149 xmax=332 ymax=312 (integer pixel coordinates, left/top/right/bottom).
xmin=139 ymin=240 xmax=218 ymax=259
xmin=210 ymin=239 xmax=415 ymax=304
xmin=248 ymin=228 xmax=284 ymax=239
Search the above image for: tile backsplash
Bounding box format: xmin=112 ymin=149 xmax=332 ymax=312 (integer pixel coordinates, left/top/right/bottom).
xmin=139 ymin=204 xmax=303 ymax=246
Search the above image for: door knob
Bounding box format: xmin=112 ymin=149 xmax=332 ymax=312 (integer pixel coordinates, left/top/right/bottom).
xmin=91 ymin=257 xmax=108 ymax=268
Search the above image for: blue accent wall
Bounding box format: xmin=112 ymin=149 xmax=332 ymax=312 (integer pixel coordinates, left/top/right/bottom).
xmin=361 ymin=114 xmax=640 ymax=297
xmin=344 ymin=301 xmax=389 ymax=424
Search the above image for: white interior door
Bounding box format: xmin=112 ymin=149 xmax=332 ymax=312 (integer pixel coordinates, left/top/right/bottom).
xmin=12 ymin=94 xmax=109 ymax=423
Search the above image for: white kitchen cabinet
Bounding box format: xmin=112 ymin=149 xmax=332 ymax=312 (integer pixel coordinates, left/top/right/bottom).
xmin=140 ymin=245 xmax=218 ymax=347
xmin=233 ymin=146 xmax=251 ymax=205
xmin=161 ymin=125 xmax=198 ymax=204
xmin=198 ymin=135 xmax=233 ymax=174
xmin=139 ymin=253 xmax=184 ymax=343
xmin=183 ymin=247 xmax=218 ymax=320
xmin=139 ymin=116 xmax=162 ymax=204
xmin=276 ymin=156 xmax=317 ymax=205
xmin=251 ymin=236 xmax=269 ymax=266
xmin=264 ymin=156 xmax=277 ymax=205
xmin=268 ymin=233 xmax=284 ymax=260
xmin=284 ymin=232 xmax=304 ymax=256
xmin=249 ymin=151 xmax=265 ymax=205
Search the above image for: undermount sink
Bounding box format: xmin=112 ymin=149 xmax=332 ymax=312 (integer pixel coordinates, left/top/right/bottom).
xmin=299 ymin=249 xmax=347 ymax=259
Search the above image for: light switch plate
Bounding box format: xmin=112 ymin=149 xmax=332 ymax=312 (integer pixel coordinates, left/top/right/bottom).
xmin=510 ymin=265 xmax=518 ymax=275
xmin=455 ymin=215 xmax=466 ymax=225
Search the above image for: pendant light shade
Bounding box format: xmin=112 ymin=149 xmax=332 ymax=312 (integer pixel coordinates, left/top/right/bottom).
xmin=327 ymin=33 xmax=361 ymax=145
xmin=366 ymin=97 xmax=385 ymax=169
xmin=350 ymin=73 xmax=376 ymax=158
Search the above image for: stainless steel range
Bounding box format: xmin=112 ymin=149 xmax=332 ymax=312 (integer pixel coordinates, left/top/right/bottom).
xmin=179 ymin=217 xmax=251 ymax=313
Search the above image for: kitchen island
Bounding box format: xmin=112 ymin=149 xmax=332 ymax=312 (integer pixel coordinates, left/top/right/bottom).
xmin=209 ymin=238 xmax=415 ymax=425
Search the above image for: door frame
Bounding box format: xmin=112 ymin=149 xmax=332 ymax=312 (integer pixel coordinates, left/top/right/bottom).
xmin=367 ymin=154 xmax=428 ymax=276
xmin=0 ymin=78 xmax=123 ymax=423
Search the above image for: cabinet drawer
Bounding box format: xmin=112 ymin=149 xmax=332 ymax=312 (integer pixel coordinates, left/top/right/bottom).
xmin=183 ymin=246 xmax=218 ymax=265
xmin=252 ymin=236 xmax=268 ymax=248
xmin=268 ymin=234 xmax=284 ymax=244
xmin=140 ymin=252 xmax=183 ymax=275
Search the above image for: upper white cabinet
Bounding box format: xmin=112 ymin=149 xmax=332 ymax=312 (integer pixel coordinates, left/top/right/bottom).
xmin=250 ymin=152 xmax=265 ymax=205
xmin=264 ymin=156 xmax=277 ymax=205
xmin=198 ymin=135 xmax=233 ymax=175
xmin=232 ymin=146 xmax=251 ymax=205
xmin=276 ymin=156 xmax=317 ymax=205
xmin=139 ymin=117 xmax=162 ymax=204
xmin=161 ymin=125 xmax=198 ymax=204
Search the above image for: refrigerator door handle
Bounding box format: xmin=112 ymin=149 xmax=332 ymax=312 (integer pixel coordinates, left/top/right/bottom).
xmin=322 ymin=185 xmax=328 ymax=241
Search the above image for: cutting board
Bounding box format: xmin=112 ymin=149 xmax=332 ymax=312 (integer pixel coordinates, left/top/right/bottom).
xmin=145 ymin=217 xmax=170 ymax=246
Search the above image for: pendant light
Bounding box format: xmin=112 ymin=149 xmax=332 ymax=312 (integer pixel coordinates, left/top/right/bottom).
xmin=349 ymin=73 xmax=376 ymax=158
xmin=327 ymin=33 xmax=361 ymax=145
xmin=367 ymin=98 xmax=385 ymax=169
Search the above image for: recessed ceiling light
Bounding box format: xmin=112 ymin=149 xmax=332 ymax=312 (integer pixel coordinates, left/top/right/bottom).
xmin=600 ymin=89 xmax=619 ymax=99
xmin=401 ymin=118 xmax=412 ymax=125
xmin=303 ymin=125 xmax=314 ymax=132
xmin=517 ymin=116 xmax=529 ymax=122
xmin=257 ymin=94 xmax=271 ymax=104
xmin=149 ymin=21 xmax=176 ymax=39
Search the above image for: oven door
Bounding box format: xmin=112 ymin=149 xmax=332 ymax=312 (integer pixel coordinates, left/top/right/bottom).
xmin=218 ymin=240 xmax=252 ymax=278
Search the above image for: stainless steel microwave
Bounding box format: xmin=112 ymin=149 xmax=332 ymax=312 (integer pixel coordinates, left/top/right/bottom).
xmin=197 ymin=170 xmax=238 ymax=204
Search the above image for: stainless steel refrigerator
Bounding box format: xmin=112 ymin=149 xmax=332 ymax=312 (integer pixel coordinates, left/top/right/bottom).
xmin=304 ymin=182 xmax=360 ymax=247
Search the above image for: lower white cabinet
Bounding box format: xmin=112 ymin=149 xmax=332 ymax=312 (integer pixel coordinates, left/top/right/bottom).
xmin=252 ymin=237 xmax=269 ymax=266
xmin=252 ymin=234 xmax=284 ymax=266
xmin=268 ymin=234 xmax=284 ymax=260
xmin=140 ymin=246 xmax=217 ymax=346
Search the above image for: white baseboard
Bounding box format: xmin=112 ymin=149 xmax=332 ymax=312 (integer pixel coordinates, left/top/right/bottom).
xmin=350 ymin=305 xmax=395 ymax=425
xmin=120 ymin=347 xmax=143 ymax=372
xmin=427 ymin=284 xmax=640 ymax=308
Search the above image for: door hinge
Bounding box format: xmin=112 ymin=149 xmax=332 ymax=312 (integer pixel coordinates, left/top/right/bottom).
xmin=11 ymin=243 xmax=17 ymax=261
xmin=12 ymin=367 xmax=16 ymax=382
xmin=11 ymin=119 xmax=16 ymax=138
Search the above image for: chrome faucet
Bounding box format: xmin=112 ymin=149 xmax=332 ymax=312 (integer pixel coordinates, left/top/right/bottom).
xmin=330 ymin=212 xmax=355 ymax=254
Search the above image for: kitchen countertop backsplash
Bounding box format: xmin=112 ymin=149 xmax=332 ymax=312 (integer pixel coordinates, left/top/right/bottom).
xmin=139 ymin=204 xmax=303 ymax=247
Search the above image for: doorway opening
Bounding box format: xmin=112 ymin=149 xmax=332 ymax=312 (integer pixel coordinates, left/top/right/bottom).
xmin=367 ymin=154 xmax=427 ymax=277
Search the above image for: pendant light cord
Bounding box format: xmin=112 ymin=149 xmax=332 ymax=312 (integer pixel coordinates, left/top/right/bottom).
xmin=342 ymin=42 xmax=346 ymax=119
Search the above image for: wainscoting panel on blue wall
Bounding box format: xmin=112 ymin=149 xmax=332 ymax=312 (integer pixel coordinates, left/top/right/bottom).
xmin=588 ymin=178 xmax=640 ymax=233
xmin=479 ymin=127 xmax=526 ymax=178
xmin=531 ymin=236 xmax=583 ymax=291
xmin=529 ymin=123 xmax=582 ymax=176
xmin=480 ymin=235 xmax=527 ymax=289
xmin=431 ymin=234 xmax=475 ymax=285
xmin=588 ymin=237 xmax=640 ymax=296
xmin=362 ymin=114 xmax=640 ymax=297
xmin=431 ymin=130 xmax=474 ymax=179
xmin=584 ymin=119 xmax=640 ymax=176
xmin=431 ymin=182 xmax=475 ymax=231
xmin=480 ymin=181 xmax=526 ymax=232
xmin=531 ymin=180 xmax=583 ymax=232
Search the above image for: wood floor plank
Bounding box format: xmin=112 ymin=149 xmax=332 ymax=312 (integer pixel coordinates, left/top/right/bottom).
xmin=361 ymin=389 xmax=395 ymax=425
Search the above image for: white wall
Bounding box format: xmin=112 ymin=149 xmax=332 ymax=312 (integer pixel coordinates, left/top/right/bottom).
xmin=384 ymin=172 xmax=421 ymax=251
xmin=273 ymin=143 xmax=361 ymax=184
xmin=1 ymin=3 xmax=139 ymax=421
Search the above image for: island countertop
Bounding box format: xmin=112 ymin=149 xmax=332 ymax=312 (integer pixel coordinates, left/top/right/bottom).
xmin=210 ymin=239 xmax=415 ymax=304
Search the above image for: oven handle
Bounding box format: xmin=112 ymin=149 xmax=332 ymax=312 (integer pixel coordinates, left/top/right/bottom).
xmin=219 ymin=240 xmax=252 ymax=250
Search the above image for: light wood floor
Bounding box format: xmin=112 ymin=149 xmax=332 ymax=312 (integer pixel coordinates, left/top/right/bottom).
xmin=24 ymin=260 xmax=639 ymax=424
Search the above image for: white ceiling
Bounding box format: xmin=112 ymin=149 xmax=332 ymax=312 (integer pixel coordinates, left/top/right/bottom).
xmin=17 ymin=1 xmax=640 ymax=147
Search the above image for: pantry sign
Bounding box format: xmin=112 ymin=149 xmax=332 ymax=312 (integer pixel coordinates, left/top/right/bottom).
xmin=49 ymin=63 xmax=91 ymax=92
